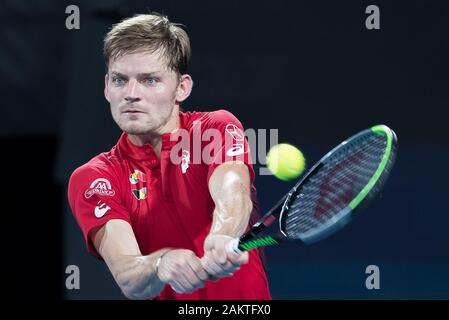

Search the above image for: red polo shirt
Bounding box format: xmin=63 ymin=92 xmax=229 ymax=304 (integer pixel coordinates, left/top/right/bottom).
xmin=68 ymin=109 xmax=271 ymax=300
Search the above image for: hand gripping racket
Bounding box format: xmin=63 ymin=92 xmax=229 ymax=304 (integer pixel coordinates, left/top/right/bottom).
xmin=226 ymin=125 xmax=397 ymax=253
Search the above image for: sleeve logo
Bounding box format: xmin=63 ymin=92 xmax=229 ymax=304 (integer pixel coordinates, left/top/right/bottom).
xmin=84 ymin=178 xmax=116 ymax=199
xmin=225 ymin=124 xmax=244 ymax=141
xmin=226 ymin=144 xmax=245 ymax=156
xmin=94 ymin=201 xmax=111 ymax=218
xmin=225 ymin=123 xmax=246 ymax=156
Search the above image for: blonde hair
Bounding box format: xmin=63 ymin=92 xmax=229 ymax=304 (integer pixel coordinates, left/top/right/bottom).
xmin=103 ymin=13 xmax=191 ymax=74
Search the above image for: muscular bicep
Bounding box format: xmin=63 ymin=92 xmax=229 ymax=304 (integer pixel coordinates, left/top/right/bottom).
xmin=93 ymin=219 xmax=141 ymax=265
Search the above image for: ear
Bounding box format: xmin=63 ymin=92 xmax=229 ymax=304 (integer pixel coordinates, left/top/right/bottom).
xmin=104 ymin=74 xmax=110 ymax=103
xmin=175 ymin=74 xmax=193 ymax=103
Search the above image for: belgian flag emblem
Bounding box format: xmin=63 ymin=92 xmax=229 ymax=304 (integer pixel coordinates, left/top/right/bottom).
xmin=130 ymin=169 xmax=146 ymax=184
xmin=132 ymin=187 xmax=147 ymax=200
xmin=129 ymin=170 xmax=147 ymax=200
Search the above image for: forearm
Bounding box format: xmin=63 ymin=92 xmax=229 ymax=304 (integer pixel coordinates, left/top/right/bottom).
xmin=209 ymin=175 xmax=253 ymax=238
xmin=203 ymin=162 xmax=252 ymax=277
xmin=106 ymin=249 xmax=171 ymax=299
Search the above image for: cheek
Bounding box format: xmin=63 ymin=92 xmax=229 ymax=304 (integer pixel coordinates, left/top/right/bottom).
xmin=107 ymin=91 xmax=122 ymax=114
xmin=108 ymin=88 xmax=123 ymax=102
xmin=153 ymin=84 xmax=169 ymax=97
xmin=105 ymin=87 xmax=119 ymax=107
xmin=150 ymin=85 xmax=177 ymax=104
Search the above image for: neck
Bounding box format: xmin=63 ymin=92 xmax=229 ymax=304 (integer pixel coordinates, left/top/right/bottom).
xmin=127 ymin=107 xmax=180 ymax=157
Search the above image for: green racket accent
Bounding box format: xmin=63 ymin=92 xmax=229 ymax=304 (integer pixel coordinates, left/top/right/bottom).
xmin=349 ymin=125 xmax=393 ymax=209
xmin=240 ymin=236 xmax=278 ymax=251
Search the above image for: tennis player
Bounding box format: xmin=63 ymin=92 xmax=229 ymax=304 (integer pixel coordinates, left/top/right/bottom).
xmin=68 ymin=13 xmax=271 ymax=299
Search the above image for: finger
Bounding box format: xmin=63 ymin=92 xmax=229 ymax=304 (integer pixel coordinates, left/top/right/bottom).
xmin=207 ymin=260 xmax=223 ymax=278
xmin=211 ymin=249 xmax=234 ymax=274
xmin=212 ymin=248 xmax=228 ymax=267
xmin=209 ymin=249 xmax=238 ymax=276
xmin=189 ymin=257 xmax=209 ymax=282
xmin=158 ymin=254 xmax=195 ymax=292
xmin=170 ymin=280 xmax=190 ymax=294
xmin=213 ymin=249 xmax=238 ymax=271
xmin=182 ymin=261 xmax=205 ymax=291
xmin=214 ymin=243 xmax=227 ymax=265
xmin=202 ymin=252 xmax=220 ymax=275
xmin=175 ymin=277 xmax=195 ymax=293
xmin=220 ymin=261 xmax=240 ymax=276
xmin=208 ymin=275 xmax=220 ymax=282
xmin=170 ymin=268 xmax=196 ymax=293
xmin=202 ymin=251 xmax=223 ymax=275
xmin=184 ymin=261 xmax=206 ymax=290
xmin=227 ymin=251 xmax=249 ymax=265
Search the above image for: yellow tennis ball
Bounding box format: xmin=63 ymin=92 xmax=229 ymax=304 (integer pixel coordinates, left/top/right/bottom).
xmin=266 ymin=143 xmax=306 ymax=181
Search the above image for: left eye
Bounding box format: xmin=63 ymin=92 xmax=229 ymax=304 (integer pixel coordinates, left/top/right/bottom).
xmin=144 ymin=78 xmax=157 ymax=85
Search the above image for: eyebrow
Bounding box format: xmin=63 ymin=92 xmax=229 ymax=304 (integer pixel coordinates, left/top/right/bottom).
xmin=110 ymin=71 xmax=162 ymax=78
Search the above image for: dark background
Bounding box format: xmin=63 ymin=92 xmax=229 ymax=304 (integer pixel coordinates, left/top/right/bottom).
xmin=2 ymin=0 xmax=448 ymax=299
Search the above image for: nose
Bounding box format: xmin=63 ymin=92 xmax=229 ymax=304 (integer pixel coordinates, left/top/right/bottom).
xmin=124 ymin=79 xmax=141 ymax=103
xmin=125 ymin=96 xmax=140 ymax=103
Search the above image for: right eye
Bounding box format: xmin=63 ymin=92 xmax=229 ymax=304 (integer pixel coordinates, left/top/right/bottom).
xmin=112 ymin=76 xmax=125 ymax=86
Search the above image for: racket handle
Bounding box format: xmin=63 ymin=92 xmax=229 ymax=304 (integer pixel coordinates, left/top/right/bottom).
xmin=225 ymin=238 xmax=242 ymax=254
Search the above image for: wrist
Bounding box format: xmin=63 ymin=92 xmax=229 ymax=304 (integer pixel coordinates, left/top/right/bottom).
xmin=154 ymin=249 xmax=172 ymax=279
xmin=207 ymin=234 xmax=235 ymax=240
xmin=204 ymin=234 xmax=236 ymax=251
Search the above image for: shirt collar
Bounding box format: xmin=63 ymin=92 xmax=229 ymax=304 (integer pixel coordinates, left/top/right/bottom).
xmin=116 ymin=112 xmax=187 ymax=162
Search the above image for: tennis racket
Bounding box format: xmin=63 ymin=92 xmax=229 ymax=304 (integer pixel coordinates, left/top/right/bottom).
xmin=226 ymin=124 xmax=397 ymax=253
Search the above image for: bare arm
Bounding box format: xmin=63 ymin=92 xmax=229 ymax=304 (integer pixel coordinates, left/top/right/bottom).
xmin=93 ymin=219 xmax=208 ymax=299
xmin=208 ymin=161 xmax=253 ymax=237
xmin=202 ymin=161 xmax=252 ymax=278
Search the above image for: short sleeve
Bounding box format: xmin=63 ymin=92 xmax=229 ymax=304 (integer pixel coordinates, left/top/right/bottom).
xmin=203 ymin=110 xmax=255 ymax=184
xmin=68 ymin=164 xmax=131 ymax=258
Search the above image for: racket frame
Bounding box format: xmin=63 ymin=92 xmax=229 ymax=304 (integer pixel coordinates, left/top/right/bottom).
xmin=227 ymin=125 xmax=396 ymax=253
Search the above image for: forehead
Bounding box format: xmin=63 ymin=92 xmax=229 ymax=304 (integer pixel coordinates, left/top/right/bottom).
xmin=108 ymin=50 xmax=171 ymax=75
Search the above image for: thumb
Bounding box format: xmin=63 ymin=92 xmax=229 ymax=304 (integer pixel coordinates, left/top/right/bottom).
xmin=228 ymin=251 xmax=249 ymax=265
xmin=213 ymin=248 xmax=227 ymax=265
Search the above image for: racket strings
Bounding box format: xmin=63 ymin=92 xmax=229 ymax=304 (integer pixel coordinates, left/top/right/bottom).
xmin=284 ymin=132 xmax=391 ymax=239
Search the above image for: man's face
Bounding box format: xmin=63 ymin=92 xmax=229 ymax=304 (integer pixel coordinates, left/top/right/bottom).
xmin=105 ymin=51 xmax=181 ymax=136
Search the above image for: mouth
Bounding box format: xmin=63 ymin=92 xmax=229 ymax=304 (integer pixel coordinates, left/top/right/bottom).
xmin=122 ymin=109 xmax=145 ymax=114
